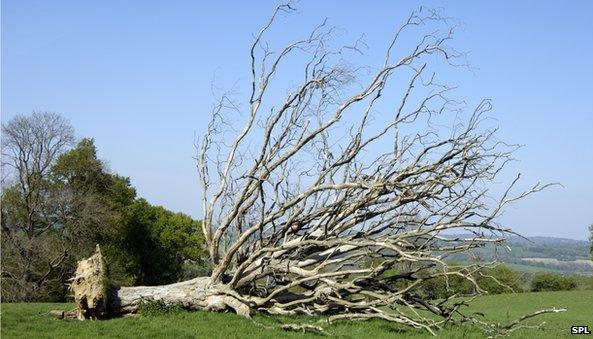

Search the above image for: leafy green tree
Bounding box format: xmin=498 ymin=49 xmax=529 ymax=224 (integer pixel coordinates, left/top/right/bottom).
xmin=48 ymin=138 xmax=136 ymax=285
xmin=2 ymin=113 xmax=207 ymax=301
xmin=531 ymin=272 xmax=578 ymax=292
xmin=52 ymin=138 xmax=206 ymax=286
xmin=418 ymin=273 xmax=474 ymax=300
xmin=109 ymin=200 xmax=207 ymax=285
xmin=414 ymin=264 xmax=524 ymax=299
xmin=476 ymin=265 xmax=523 ymax=294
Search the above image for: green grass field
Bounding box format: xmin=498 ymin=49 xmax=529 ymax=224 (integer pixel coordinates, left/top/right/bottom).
xmin=2 ymin=291 xmax=591 ymax=338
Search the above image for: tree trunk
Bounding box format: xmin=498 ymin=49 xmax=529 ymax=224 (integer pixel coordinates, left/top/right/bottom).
xmin=69 ymin=246 xmax=249 ymax=319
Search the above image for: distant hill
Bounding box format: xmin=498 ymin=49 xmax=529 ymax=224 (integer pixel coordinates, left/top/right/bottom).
xmin=446 ymin=235 xmax=592 ymax=276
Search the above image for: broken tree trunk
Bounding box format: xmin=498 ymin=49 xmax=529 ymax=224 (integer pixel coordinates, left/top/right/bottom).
xmin=69 ymin=245 xmax=250 ymax=319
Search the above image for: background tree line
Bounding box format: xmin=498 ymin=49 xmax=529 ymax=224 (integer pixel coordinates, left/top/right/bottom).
xmin=1 ymin=112 xmax=209 ymax=302
xmin=371 ymin=260 xmax=591 ymax=300
xmin=414 ymin=266 xmax=590 ymax=298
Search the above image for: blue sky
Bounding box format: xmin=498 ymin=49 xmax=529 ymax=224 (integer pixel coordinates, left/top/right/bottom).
xmin=2 ymin=1 xmax=592 ymax=240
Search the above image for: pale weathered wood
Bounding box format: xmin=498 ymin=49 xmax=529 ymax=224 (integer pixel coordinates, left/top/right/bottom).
xmin=67 ymin=4 xmax=562 ymax=336
xmin=111 ymin=277 xmax=227 ymax=314
xmin=70 ymin=246 xmax=250 ymax=319
xmin=69 ymin=245 xmax=108 ymax=320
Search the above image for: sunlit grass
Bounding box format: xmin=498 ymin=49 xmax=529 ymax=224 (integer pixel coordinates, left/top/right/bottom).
xmin=1 ymin=291 xmax=591 ymax=338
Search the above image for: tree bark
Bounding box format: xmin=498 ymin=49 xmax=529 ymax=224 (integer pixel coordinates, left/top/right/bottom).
xmin=111 ymin=278 xmax=250 ymax=317
xmin=69 ymin=246 xmax=250 ymax=319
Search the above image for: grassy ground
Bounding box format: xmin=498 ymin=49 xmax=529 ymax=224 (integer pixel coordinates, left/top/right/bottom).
xmin=1 ymin=291 xmax=591 ymax=338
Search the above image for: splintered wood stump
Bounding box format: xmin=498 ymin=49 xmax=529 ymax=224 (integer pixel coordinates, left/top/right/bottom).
xmin=69 ymin=244 xmax=108 ymax=320
xmin=69 ymin=245 xmax=250 ymax=320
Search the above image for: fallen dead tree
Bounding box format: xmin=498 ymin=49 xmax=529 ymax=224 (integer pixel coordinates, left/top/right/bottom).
xmin=69 ymin=246 xmax=248 ymax=319
xmin=68 ymin=3 xmax=565 ymax=335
